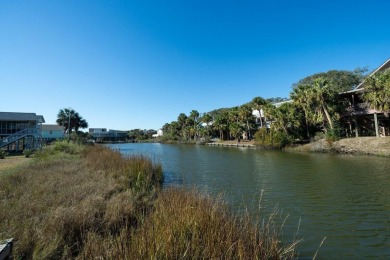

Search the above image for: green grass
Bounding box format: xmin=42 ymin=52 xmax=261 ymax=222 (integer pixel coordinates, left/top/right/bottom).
xmin=0 ymin=141 xmax=298 ymax=259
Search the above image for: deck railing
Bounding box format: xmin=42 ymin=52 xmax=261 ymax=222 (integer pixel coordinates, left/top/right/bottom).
xmin=0 ymin=128 xmax=40 ymax=148
xmin=0 ymin=238 xmax=13 ymax=259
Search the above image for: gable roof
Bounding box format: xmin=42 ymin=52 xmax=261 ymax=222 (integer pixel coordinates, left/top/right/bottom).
xmin=42 ymin=124 xmax=64 ymax=131
xmin=0 ymin=112 xmax=45 ymax=123
xmin=354 ymin=58 xmax=390 ymax=91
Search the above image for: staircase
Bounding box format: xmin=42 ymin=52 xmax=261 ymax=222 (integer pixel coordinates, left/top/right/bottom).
xmin=0 ymin=128 xmax=41 ymax=149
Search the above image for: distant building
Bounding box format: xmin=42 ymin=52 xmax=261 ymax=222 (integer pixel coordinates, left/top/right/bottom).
xmin=89 ymin=128 xmax=108 ymax=135
xmin=152 ymin=129 xmax=163 ymax=138
xmin=252 ymin=100 xmax=293 ymax=128
xmin=89 ymin=128 xmax=128 ymax=142
xmin=42 ymin=124 xmax=65 ymax=141
xmin=0 ymin=112 xmax=45 ymax=151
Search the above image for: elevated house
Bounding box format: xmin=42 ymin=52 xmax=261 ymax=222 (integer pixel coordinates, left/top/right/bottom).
xmin=0 ymin=112 xmax=45 ymax=151
xmin=340 ymin=58 xmax=390 ymax=137
xmin=42 ymin=124 xmax=65 ymax=142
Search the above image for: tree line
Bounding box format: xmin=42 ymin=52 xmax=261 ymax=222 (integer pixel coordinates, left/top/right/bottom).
xmin=160 ymin=67 xmax=390 ymax=147
xmin=54 ymin=67 xmax=390 ymax=146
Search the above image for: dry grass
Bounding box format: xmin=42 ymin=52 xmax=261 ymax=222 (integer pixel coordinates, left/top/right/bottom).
xmin=0 ymin=141 xmax=298 ymax=259
xmin=0 ymin=155 xmax=30 ymax=172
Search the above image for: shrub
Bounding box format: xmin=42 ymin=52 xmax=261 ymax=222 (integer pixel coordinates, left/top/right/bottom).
xmin=325 ymin=128 xmax=340 ymax=143
xmin=0 ymin=149 xmax=6 ymax=159
xmin=34 ymin=141 xmax=84 ymax=159
xmin=254 ymin=128 xmax=290 ymax=149
xmin=23 ymin=149 xmax=33 ymax=158
xmin=160 ymin=133 xmax=179 ymax=142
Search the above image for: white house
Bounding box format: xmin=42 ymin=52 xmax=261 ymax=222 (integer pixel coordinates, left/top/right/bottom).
xmin=152 ymin=129 xmax=163 ymax=138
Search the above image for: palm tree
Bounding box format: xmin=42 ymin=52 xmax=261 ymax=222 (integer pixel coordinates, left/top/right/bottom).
xmin=201 ymin=113 xmax=213 ymax=137
xmin=190 ymin=110 xmax=200 ymax=126
xmin=268 ymin=103 xmax=301 ymax=135
xmin=251 ymin=97 xmax=267 ymax=128
xmin=189 ymin=110 xmax=200 ymax=140
xmin=56 ymin=108 xmax=88 ymax=135
xmin=213 ymin=112 xmax=228 ymax=140
xmin=311 ymin=78 xmax=335 ymax=130
xmin=229 ymin=122 xmax=244 ymax=141
xmin=56 ymin=108 xmax=74 ymax=134
xmin=363 ymin=68 xmax=390 ymax=112
xmin=177 ymin=113 xmax=188 ymax=140
xmin=73 ymin=112 xmax=88 ymax=132
xmin=238 ymin=104 xmax=253 ymax=140
xmin=228 ymin=108 xmax=240 ymax=139
xmin=291 ymin=84 xmax=313 ymax=139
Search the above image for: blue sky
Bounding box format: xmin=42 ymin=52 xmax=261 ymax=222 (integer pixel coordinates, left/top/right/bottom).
xmin=1 ymin=1 xmax=390 ymax=130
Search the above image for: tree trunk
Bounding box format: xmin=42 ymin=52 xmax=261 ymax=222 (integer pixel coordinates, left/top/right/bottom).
xmin=323 ymin=105 xmax=333 ymax=130
xmin=303 ymin=109 xmax=310 ymax=139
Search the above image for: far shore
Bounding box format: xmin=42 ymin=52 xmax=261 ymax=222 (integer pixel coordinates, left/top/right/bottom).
xmin=284 ymin=136 xmax=390 ymax=157
xmin=206 ymin=137 xmax=390 ymax=157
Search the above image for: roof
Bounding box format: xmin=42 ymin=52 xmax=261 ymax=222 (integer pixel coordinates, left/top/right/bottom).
xmin=0 ymin=112 xmax=45 ymax=123
xmin=42 ymin=124 xmax=64 ymax=131
xmin=273 ymin=100 xmax=293 ymax=107
xmin=354 ymin=58 xmax=390 ymax=91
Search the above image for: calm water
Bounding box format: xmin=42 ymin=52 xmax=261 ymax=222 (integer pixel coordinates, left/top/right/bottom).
xmin=107 ymin=143 xmax=390 ymax=259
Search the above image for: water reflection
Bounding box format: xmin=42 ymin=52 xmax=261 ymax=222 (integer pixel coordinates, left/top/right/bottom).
xmin=107 ymin=143 xmax=390 ymax=259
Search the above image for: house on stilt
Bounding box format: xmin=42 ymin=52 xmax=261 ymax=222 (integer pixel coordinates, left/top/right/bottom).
xmin=340 ymin=58 xmax=390 ymax=137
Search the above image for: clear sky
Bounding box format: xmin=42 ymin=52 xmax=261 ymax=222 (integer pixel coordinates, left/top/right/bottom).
xmin=1 ymin=1 xmax=390 ymax=130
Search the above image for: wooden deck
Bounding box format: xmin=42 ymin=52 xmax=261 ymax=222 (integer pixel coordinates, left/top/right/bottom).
xmin=206 ymin=142 xmax=256 ymax=148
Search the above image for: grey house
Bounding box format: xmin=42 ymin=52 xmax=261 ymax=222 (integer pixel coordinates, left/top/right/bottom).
xmin=0 ymin=112 xmax=45 ymax=151
xmin=341 ymin=58 xmax=390 ymax=137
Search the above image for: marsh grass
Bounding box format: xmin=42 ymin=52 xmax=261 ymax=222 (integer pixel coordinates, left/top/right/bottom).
xmin=0 ymin=142 xmax=162 ymax=258
xmin=0 ymin=141 xmax=298 ymax=259
xmin=80 ymin=188 xmax=298 ymax=259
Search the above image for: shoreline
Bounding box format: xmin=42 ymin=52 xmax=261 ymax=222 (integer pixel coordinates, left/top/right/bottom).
xmin=204 ymin=137 xmax=390 ymax=157
xmin=284 ymin=137 xmax=390 ymax=157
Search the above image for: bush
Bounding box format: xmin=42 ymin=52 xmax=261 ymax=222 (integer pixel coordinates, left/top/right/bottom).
xmin=325 ymin=127 xmax=340 ymax=143
xmin=23 ymin=149 xmax=33 ymax=158
xmin=160 ymin=133 xmax=179 ymax=143
xmin=34 ymin=141 xmax=85 ymax=159
xmin=254 ymin=128 xmax=290 ymax=149
xmin=0 ymin=149 xmax=7 ymax=159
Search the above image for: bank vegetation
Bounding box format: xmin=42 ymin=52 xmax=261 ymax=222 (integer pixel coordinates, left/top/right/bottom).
xmin=160 ymin=67 xmax=390 ymax=150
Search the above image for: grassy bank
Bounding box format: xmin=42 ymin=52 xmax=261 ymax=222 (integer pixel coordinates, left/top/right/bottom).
xmin=285 ymin=137 xmax=390 ymax=157
xmin=0 ymin=141 xmax=297 ymax=259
